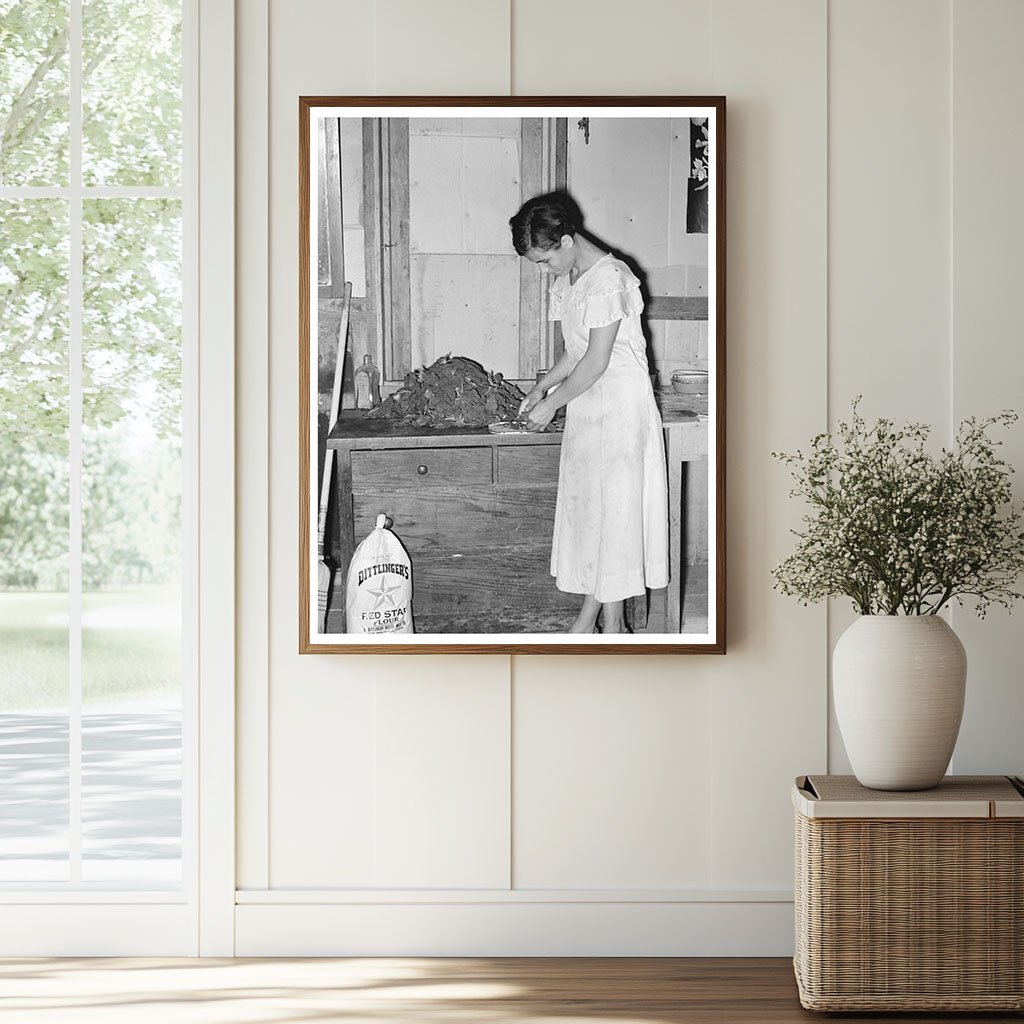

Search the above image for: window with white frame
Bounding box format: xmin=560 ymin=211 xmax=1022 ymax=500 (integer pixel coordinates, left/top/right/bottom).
xmin=0 ymin=0 xmax=192 ymax=888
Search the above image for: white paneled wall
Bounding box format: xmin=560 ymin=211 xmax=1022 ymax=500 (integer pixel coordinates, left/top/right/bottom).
xmin=513 ymin=658 xmax=714 ymax=889
xmin=257 ymin=0 xmax=517 ymax=905
xmin=826 ymin=0 xmax=953 ymax=773
xmin=512 ymin=0 xmax=713 ymax=95
xmin=234 ymin=0 xmax=1024 ymax=954
xmin=827 ymin=0 xmax=1024 ymax=780
xmin=375 ymin=0 xmax=509 ymax=95
xmin=948 ymin=0 xmax=1024 ymax=777
xmin=373 ymin=663 xmax=511 ymax=888
xmin=829 ymin=0 xmax=951 ymax=428
xmin=706 ymin=0 xmax=828 ymax=889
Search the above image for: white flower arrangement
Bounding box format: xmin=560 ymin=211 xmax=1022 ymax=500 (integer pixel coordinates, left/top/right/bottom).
xmin=772 ymin=400 xmax=1024 ymax=616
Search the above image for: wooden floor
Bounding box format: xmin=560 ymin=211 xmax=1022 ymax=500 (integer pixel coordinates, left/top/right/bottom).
xmin=0 ymin=957 xmax=1019 ymax=1023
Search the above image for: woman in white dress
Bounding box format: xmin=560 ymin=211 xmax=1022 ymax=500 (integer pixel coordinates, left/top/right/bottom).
xmin=510 ymin=192 xmax=669 ymax=634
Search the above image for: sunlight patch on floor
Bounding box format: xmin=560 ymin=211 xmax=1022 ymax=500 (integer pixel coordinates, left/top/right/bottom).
xmin=0 ymin=958 xmax=679 ymax=1024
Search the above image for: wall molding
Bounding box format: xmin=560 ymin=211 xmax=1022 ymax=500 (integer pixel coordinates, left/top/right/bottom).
xmin=235 ymin=900 xmax=794 ymax=956
xmin=236 ymin=887 xmax=791 ymax=904
xmin=235 ymin=0 xmax=271 ymax=895
xmin=197 ymin=0 xmax=237 ymax=956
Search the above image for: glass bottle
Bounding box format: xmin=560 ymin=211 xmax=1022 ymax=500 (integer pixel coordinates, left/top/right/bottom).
xmin=354 ymin=354 xmax=381 ymax=409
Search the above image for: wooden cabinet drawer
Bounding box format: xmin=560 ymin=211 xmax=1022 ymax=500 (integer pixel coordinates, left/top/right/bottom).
xmin=350 ymin=446 xmax=492 ymax=490
xmin=496 ymin=444 xmax=561 ymax=485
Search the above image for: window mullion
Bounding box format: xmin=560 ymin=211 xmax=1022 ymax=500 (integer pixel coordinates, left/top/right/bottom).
xmin=68 ymin=0 xmax=83 ymax=886
xmin=0 ymin=186 xmax=184 ymax=199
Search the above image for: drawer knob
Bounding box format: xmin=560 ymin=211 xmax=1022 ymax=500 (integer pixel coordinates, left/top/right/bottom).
xmin=417 ymin=464 xmax=429 ymax=476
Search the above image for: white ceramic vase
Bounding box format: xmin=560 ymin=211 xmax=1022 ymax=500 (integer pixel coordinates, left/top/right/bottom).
xmin=833 ymin=615 xmax=967 ymax=791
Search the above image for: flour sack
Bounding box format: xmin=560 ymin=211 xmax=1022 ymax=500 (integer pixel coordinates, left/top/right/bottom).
xmin=345 ymin=513 xmax=414 ymax=634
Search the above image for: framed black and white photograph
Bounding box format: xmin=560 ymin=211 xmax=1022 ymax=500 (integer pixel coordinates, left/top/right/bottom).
xmin=299 ymin=97 xmax=725 ymax=653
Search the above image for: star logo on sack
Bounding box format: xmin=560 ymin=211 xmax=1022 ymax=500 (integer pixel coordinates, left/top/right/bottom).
xmin=365 ymin=576 xmax=403 ymax=610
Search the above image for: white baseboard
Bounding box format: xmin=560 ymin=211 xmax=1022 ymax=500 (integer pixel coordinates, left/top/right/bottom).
xmin=235 ymin=899 xmax=795 ymax=957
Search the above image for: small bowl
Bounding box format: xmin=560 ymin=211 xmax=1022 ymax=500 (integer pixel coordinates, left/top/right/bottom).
xmin=671 ymin=368 xmax=709 ymax=395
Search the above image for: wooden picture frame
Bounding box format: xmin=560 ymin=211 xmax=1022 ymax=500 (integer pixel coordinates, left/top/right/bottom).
xmin=299 ymin=96 xmax=726 ymax=654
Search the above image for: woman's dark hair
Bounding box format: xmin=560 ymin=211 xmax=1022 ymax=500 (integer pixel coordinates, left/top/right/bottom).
xmin=509 ymin=191 xmax=583 ymax=256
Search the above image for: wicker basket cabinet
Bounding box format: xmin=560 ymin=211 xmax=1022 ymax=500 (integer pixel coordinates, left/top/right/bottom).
xmin=793 ymin=775 xmax=1024 ymax=1012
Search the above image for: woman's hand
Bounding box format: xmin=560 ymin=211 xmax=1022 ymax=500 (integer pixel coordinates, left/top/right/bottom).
xmin=525 ymin=397 xmax=556 ymax=432
xmin=518 ymin=385 xmax=545 ymax=418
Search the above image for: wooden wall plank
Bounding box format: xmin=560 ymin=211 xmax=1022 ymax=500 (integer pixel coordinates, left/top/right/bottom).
xmin=340 ymin=118 xmax=363 ymax=227
xmin=341 ymin=227 xmax=365 ymax=297
xmin=519 ymin=118 xmax=544 ymax=379
xmin=410 ymin=254 xmax=521 ymax=376
xmin=339 ymin=118 xmax=365 ymax=296
xmin=462 ymin=137 xmax=521 ymax=253
xmin=361 ymin=118 xmax=382 ymax=378
xmin=408 ymin=135 xmax=463 ymax=254
xmin=319 ymin=117 xmax=346 ymax=299
xmin=553 ymin=117 xmax=567 ymax=190
xmin=408 ymin=133 xmax=520 ymax=256
xmin=647 ymin=296 xmax=708 ymax=321
xmin=316 ymin=119 xmax=331 ymax=289
xmin=548 ymin=120 xmax=568 ymax=365
xmin=386 ymin=118 xmax=412 ymax=377
xmin=412 ymin=117 xmax=520 ymax=137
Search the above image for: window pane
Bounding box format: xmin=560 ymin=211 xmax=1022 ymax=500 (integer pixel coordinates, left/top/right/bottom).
xmin=0 ymin=199 xmax=70 ymax=880
xmin=81 ymin=198 xmax=181 ymax=883
xmin=0 ymin=1 xmax=70 ymax=186
xmin=82 ymin=0 xmax=181 ymax=187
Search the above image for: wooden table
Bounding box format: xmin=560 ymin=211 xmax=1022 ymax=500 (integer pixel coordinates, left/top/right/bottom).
xmin=656 ymin=392 xmax=709 ymax=632
xmin=326 ymin=397 xmax=708 ymax=634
